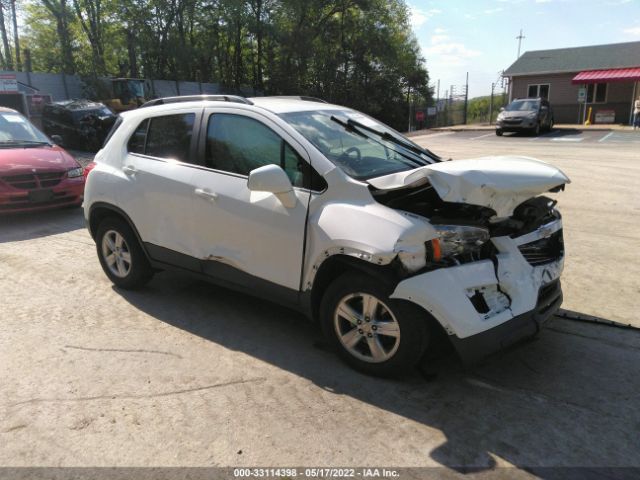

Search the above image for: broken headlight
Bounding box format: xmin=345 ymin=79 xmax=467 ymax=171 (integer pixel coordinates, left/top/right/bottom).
xmin=427 ymin=225 xmax=490 ymax=261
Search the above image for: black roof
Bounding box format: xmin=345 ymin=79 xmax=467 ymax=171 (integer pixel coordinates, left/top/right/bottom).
xmin=504 ymin=41 xmax=640 ymax=76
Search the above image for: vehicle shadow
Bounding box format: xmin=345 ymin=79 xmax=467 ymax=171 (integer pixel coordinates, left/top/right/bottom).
xmin=502 ymin=127 xmax=583 ymax=139
xmin=0 ymin=207 xmax=85 ymax=243
xmin=117 ymin=272 xmax=640 ymax=470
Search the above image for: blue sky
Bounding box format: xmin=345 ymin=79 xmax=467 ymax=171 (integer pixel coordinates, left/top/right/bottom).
xmin=408 ymin=0 xmax=640 ymax=98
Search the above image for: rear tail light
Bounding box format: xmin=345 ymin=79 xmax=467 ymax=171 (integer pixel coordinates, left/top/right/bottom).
xmin=84 ymin=162 xmax=97 ymax=179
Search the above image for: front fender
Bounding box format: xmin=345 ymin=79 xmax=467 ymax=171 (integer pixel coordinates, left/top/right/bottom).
xmin=302 ymin=198 xmax=438 ymax=290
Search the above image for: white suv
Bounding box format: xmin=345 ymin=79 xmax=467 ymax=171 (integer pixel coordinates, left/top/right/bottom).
xmin=84 ymin=95 xmax=569 ymax=375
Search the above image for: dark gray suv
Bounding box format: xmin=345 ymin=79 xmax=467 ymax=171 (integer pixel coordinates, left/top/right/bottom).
xmin=496 ymin=98 xmax=553 ymax=136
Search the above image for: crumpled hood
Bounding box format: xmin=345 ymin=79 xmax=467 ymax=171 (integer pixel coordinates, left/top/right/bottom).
xmin=367 ymin=156 xmax=570 ymax=218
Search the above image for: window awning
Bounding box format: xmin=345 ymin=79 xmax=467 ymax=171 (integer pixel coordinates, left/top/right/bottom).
xmin=572 ymin=67 xmax=640 ymax=84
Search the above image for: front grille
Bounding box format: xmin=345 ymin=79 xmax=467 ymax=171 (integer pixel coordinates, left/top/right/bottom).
xmin=518 ymin=229 xmax=564 ymax=266
xmin=0 ymin=171 xmax=65 ymax=190
xmin=37 ymin=172 xmax=66 ymax=188
xmin=503 ymin=117 xmax=523 ymax=125
xmin=0 ymin=192 xmax=75 ymax=210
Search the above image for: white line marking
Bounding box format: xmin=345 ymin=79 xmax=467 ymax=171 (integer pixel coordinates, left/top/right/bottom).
xmin=410 ymin=132 xmax=455 ymax=140
xmin=469 ymin=132 xmax=494 ymax=140
xmin=598 ymin=132 xmax=614 ymax=143
xmin=551 ymin=137 xmax=584 ymax=142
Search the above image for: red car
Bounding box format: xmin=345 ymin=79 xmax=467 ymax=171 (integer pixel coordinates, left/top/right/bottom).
xmin=0 ymin=107 xmax=85 ymax=214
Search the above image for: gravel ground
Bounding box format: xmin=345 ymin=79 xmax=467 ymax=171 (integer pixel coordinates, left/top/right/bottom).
xmin=1 ymin=133 xmax=639 ymax=472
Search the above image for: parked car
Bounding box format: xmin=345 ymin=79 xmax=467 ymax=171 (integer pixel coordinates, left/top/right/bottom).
xmin=496 ymin=98 xmax=554 ymax=136
xmin=0 ymin=107 xmax=85 ymax=214
xmin=84 ymin=95 xmax=569 ymax=375
xmin=42 ymin=100 xmax=117 ymax=151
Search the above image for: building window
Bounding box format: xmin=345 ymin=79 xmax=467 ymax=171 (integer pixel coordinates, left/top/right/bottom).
xmin=527 ymin=84 xmax=550 ymax=99
xmin=586 ymin=83 xmax=607 ymax=103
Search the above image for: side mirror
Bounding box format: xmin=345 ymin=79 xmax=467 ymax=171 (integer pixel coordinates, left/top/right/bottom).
xmin=499 ymin=107 xmax=505 ymax=112
xmin=247 ymin=164 xmax=296 ymax=208
xmin=51 ymin=135 xmax=63 ymax=146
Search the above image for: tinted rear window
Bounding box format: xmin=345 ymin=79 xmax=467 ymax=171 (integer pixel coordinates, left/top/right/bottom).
xmin=127 ymin=114 xmax=195 ymax=163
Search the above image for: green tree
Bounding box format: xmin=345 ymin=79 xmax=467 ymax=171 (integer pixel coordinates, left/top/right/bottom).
xmin=22 ymin=0 xmax=431 ymax=130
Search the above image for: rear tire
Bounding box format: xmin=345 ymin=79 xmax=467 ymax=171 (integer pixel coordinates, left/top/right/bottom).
xmin=96 ymin=217 xmax=153 ymax=289
xmin=495 ymin=129 xmax=503 ymax=136
xmin=320 ymin=272 xmax=429 ymax=376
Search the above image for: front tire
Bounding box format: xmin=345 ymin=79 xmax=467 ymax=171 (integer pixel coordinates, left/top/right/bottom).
xmin=96 ymin=217 xmax=153 ymax=289
xmin=532 ymin=122 xmax=541 ymax=136
xmin=320 ymin=273 xmax=429 ymax=376
xmin=495 ymin=129 xmax=503 ymax=136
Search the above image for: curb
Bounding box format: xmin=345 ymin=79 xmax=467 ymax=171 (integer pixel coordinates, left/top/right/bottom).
xmin=406 ymin=125 xmax=631 ymax=135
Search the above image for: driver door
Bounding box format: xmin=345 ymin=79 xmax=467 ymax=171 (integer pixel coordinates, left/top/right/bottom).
xmin=190 ymin=109 xmax=314 ymax=297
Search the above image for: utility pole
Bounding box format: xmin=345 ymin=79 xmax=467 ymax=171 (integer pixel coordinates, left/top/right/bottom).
xmin=516 ymin=29 xmax=525 ymax=58
xmin=489 ymin=82 xmax=495 ymax=125
xmin=436 ymin=79 xmax=440 ymax=127
xmin=463 ymin=72 xmax=469 ymax=125
xmin=407 ymin=85 xmax=412 ymax=132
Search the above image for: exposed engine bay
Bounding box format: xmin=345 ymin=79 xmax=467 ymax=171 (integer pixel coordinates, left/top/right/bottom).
xmin=371 ymin=182 xmax=563 ymax=271
xmin=372 ymin=182 xmax=559 ymax=234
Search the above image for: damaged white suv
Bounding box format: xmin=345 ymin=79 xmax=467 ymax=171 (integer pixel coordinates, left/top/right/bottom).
xmin=84 ymin=95 xmax=569 ymax=375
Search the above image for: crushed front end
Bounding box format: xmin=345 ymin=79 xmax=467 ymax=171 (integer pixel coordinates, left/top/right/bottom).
xmin=372 ymin=167 xmax=567 ymax=364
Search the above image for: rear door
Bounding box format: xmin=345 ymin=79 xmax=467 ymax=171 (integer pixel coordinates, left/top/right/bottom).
xmin=118 ymin=109 xmax=202 ymax=263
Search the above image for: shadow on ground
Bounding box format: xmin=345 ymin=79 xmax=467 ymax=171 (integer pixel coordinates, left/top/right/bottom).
xmin=117 ymin=272 xmax=640 ymax=470
xmin=0 ymin=208 xmax=85 ymax=243
xmin=501 ymin=128 xmax=583 ymax=139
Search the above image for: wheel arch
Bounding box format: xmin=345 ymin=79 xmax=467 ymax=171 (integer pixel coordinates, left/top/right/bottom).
xmin=307 ymin=254 xmax=401 ymax=323
xmin=88 ymin=202 xmax=150 ymax=261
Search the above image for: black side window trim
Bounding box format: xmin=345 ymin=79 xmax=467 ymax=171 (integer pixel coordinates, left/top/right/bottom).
xmin=126 ymin=110 xmax=202 ymax=165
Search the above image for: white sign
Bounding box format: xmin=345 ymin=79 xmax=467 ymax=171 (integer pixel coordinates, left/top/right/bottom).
xmin=595 ymin=110 xmax=615 ymax=124
xmin=577 ymin=87 xmax=586 ymax=103
xmin=0 ymin=74 xmax=18 ymax=93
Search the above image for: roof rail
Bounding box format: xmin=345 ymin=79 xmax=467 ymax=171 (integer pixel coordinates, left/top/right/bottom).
xmin=266 ymin=95 xmax=329 ymax=104
xmin=140 ymin=95 xmax=253 ymax=108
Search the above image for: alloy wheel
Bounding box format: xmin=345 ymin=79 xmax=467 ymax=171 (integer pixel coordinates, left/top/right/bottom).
xmin=333 ymin=293 xmax=401 ymax=363
xmin=101 ymin=230 xmax=132 ymax=278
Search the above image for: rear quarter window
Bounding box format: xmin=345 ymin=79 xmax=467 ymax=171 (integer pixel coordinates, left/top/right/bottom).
xmin=126 ymin=114 xmax=195 ymax=164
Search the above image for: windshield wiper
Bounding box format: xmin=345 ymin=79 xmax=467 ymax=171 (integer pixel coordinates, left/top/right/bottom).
xmin=344 ymin=118 xmax=441 ymax=161
xmin=330 ymin=116 xmax=425 ymax=167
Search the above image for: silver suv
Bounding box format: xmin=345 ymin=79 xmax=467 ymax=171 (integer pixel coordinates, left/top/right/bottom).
xmin=496 ymin=98 xmax=554 ymax=136
xmin=84 ymin=95 xmax=569 ymax=375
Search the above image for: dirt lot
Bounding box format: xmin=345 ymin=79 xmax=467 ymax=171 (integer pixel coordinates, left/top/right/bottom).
xmin=1 ymin=129 xmax=639 ymax=472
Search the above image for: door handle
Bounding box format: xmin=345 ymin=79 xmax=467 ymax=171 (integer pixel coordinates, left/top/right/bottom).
xmin=123 ymin=165 xmax=137 ymax=176
xmin=194 ymin=188 xmax=218 ymax=201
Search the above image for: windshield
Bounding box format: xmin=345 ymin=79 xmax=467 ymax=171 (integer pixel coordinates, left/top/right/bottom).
xmin=505 ymin=100 xmax=540 ymax=112
xmin=280 ymin=109 xmax=437 ymax=180
xmin=0 ymin=112 xmax=51 ymax=145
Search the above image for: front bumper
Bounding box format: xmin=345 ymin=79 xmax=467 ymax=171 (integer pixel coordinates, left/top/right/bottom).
xmin=496 ymin=119 xmax=537 ymax=132
xmin=390 ymin=218 xmax=564 ymax=363
xmin=0 ymin=177 xmax=84 ymax=214
xmin=450 ymin=279 xmax=562 ymax=365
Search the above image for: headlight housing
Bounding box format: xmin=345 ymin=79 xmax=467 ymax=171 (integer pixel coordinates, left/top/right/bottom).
xmin=67 ymin=166 xmax=84 ymax=178
xmin=427 ymin=225 xmax=490 ymax=261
